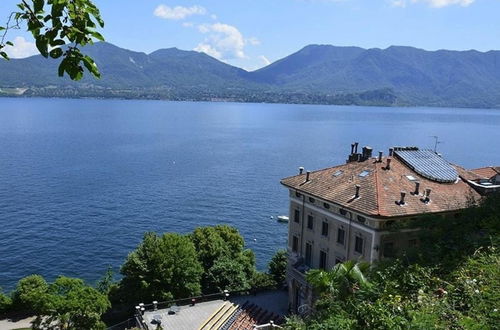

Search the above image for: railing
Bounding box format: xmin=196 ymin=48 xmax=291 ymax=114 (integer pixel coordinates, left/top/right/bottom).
xmin=106 ymin=317 xmax=138 ymax=330
xmin=133 ymin=285 xmax=280 ymax=329
xmin=254 ymin=321 xmax=283 ymax=329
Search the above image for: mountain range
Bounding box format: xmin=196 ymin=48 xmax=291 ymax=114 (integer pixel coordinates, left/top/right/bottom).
xmin=1 ymin=42 xmax=500 ymax=108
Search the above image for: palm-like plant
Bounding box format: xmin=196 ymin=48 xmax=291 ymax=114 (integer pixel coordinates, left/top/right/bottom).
xmin=306 ymin=260 xmax=370 ymax=300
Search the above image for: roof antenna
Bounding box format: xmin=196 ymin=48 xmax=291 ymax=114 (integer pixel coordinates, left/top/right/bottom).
xmin=430 ymin=136 xmax=443 ymax=153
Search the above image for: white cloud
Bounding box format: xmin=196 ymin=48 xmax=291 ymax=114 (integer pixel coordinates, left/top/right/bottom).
xmin=182 ymin=22 xmax=194 ymax=28
xmin=3 ymin=36 xmax=38 ymax=58
xmin=414 ymin=0 xmax=474 ymax=7
xmin=193 ymin=43 xmax=222 ymax=59
xmin=390 ymin=0 xmax=407 ymax=7
xmin=259 ymin=55 xmax=271 ymax=66
xmin=154 ymin=5 xmax=206 ymax=20
xmin=194 ymin=23 xmax=249 ymax=60
xmin=393 ymin=0 xmax=475 ymax=7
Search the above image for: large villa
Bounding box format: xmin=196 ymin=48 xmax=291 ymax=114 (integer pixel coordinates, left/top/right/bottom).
xmin=280 ymin=143 xmax=499 ymax=312
xmin=133 ymin=144 xmax=499 ymax=329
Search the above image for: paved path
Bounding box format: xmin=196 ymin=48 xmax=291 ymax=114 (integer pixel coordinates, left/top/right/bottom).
xmin=0 ymin=316 xmax=34 ymax=330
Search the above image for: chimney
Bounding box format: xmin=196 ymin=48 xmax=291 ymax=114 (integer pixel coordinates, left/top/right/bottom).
xmin=355 ymin=184 xmax=360 ymax=198
xmin=378 ymin=151 xmax=383 ymax=163
xmin=299 ymin=167 xmax=304 ymax=175
xmin=399 ymin=191 xmax=406 ymax=205
xmin=354 ymin=142 xmax=359 ymax=154
xmin=389 ymin=148 xmax=394 ymax=157
xmin=361 ymin=146 xmax=373 ymax=161
xmin=414 ymin=181 xmax=420 ymax=195
xmin=386 ymin=158 xmax=392 ymax=170
xmin=351 ymin=143 xmax=355 ymax=155
xmin=424 ymin=188 xmax=431 ymax=202
xmin=306 ymin=171 xmax=311 ymax=182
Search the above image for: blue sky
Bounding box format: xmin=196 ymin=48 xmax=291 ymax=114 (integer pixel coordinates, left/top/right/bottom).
xmin=1 ymin=0 xmax=499 ymax=70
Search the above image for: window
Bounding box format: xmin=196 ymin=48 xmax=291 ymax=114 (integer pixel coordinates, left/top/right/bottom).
xmin=305 ymin=243 xmax=313 ymax=267
xmin=408 ymin=239 xmax=418 ymax=248
xmin=323 ymin=203 xmax=330 ymax=209
xmin=308 ymin=197 xmax=315 ymax=203
xmin=292 ymin=235 xmax=299 ymax=253
xmin=337 ymin=227 xmax=345 ymax=245
xmin=340 ymin=209 xmax=351 ymax=218
xmin=354 ymin=236 xmax=364 ymax=254
xmin=294 ymin=209 xmax=300 ymax=223
xmin=295 ymin=192 xmax=302 ymax=198
xmin=357 ymin=215 xmax=366 ymax=223
xmin=383 ymin=242 xmax=395 ymax=258
xmin=319 ymin=250 xmax=327 ymax=270
xmin=307 ymin=215 xmax=314 ymax=230
xmin=321 ymin=221 xmax=329 ymax=237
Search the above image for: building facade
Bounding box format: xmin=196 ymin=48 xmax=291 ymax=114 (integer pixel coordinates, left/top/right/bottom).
xmin=281 ymin=144 xmax=497 ymax=312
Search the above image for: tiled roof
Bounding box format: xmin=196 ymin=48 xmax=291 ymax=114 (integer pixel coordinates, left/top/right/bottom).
xmin=281 ymin=156 xmax=482 ymax=218
xmin=470 ymin=166 xmax=500 ymax=179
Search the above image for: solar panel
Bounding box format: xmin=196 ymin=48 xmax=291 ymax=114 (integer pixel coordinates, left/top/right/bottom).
xmin=394 ymin=148 xmax=458 ymax=183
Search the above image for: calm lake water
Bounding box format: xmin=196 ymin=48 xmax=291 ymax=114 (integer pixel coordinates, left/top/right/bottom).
xmin=1 ymin=98 xmax=500 ymax=291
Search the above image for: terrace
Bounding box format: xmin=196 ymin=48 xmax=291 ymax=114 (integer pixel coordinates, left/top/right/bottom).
xmin=135 ymin=290 xmax=288 ymax=330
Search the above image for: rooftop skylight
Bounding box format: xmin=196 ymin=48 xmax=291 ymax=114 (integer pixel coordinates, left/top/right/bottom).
xmin=333 ymin=170 xmax=343 ymax=177
xmin=406 ymin=175 xmax=417 ymax=181
xmin=359 ymin=170 xmax=370 ymax=178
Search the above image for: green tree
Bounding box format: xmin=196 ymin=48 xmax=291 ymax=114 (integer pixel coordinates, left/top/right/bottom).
xmin=31 ymin=276 xmax=110 ymax=330
xmin=95 ymin=267 xmax=114 ymax=295
xmin=120 ymin=232 xmax=203 ymax=302
xmin=11 ymin=274 xmax=48 ymax=313
xmin=0 ymin=0 xmax=104 ymax=80
xmin=190 ymin=225 xmax=256 ymax=293
xmin=306 ymin=260 xmax=370 ymax=300
xmin=206 ymin=257 xmax=251 ymax=292
xmin=286 ymin=194 xmax=500 ymax=329
xmin=0 ymin=288 xmax=12 ymax=315
xmin=268 ymin=249 xmax=287 ymax=286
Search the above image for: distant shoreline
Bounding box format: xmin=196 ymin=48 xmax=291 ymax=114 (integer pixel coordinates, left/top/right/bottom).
xmin=1 ymin=91 xmax=498 ymax=110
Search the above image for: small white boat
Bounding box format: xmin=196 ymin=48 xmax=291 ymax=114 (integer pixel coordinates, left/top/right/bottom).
xmin=276 ymin=215 xmax=289 ymax=223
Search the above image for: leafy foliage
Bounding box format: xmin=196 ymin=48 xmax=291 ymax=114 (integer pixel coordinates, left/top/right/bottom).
xmin=268 ymin=249 xmax=287 ymax=286
xmin=0 ymin=288 xmax=12 ymax=315
xmin=120 ymin=232 xmax=203 ymax=303
xmin=32 ymin=276 xmax=110 ymax=330
xmin=11 ymin=274 xmax=48 ymax=313
xmin=306 ymin=260 xmax=370 ymax=300
xmin=0 ymin=0 xmax=104 ymax=80
xmin=95 ymin=267 xmax=114 ymax=295
xmin=190 ymin=225 xmax=256 ymax=293
xmin=287 ymin=193 xmax=500 ymax=329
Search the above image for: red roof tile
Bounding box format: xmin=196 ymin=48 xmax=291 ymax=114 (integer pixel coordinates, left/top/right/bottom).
xmin=470 ymin=167 xmax=500 ymax=179
xmin=281 ymin=156 xmax=482 ymax=218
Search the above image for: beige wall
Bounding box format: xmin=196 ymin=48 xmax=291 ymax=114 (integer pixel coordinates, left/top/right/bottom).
xmin=287 ymin=189 xmax=424 ymax=267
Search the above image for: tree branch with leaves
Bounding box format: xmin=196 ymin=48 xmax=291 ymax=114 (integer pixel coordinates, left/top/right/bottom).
xmin=0 ymin=0 xmax=104 ymax=80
